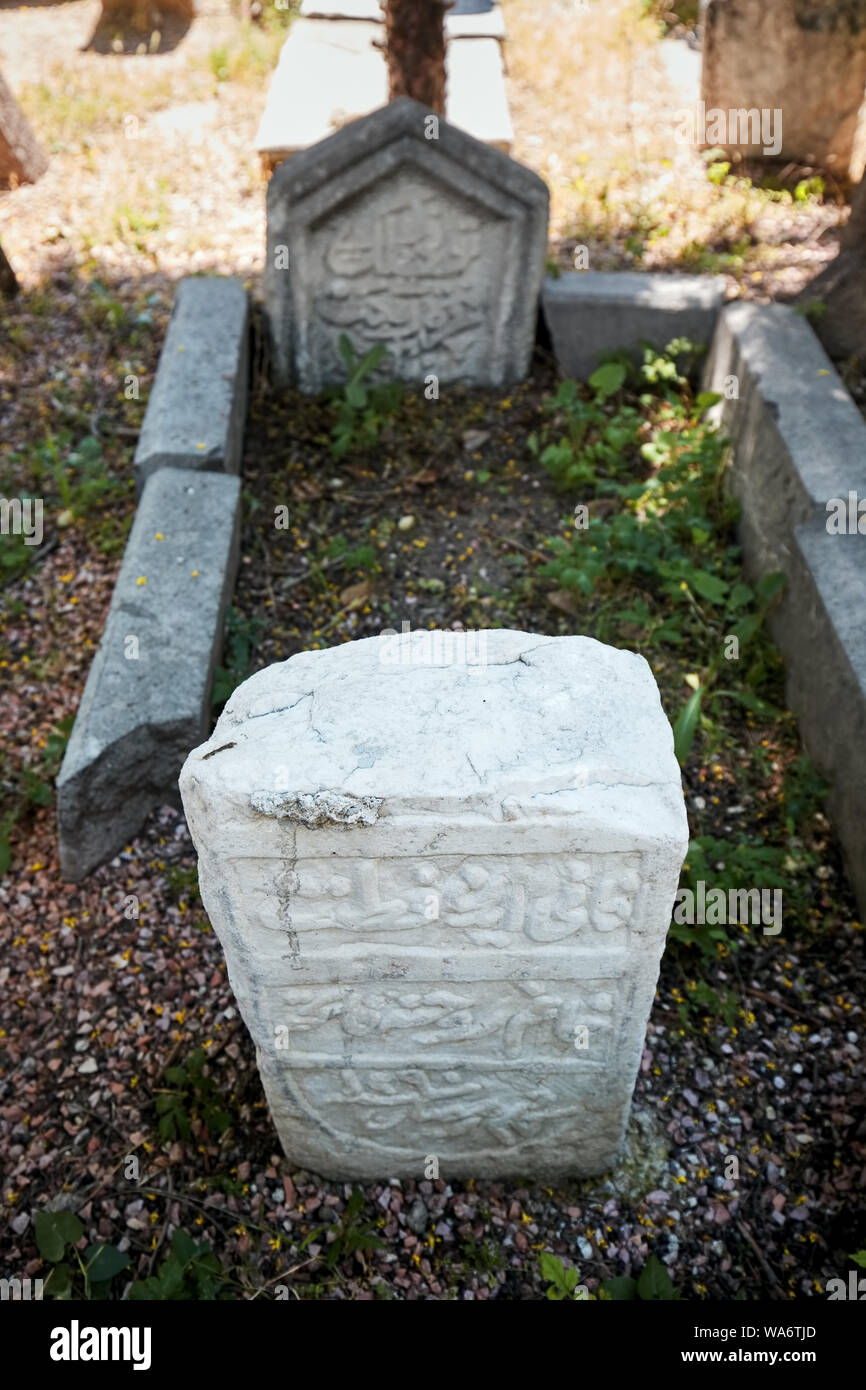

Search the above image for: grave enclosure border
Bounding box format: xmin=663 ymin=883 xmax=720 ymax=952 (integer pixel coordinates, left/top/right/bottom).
xmin=55 ymin=263 xmax=866 ymax=918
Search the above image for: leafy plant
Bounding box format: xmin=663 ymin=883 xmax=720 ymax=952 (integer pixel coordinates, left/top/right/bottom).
xmin=539 ymin=1252 xmax=587 ymax=1300
xmin=36 ymin=1209 xmax=129 ymax=1300
xmin=330 ymin=335 xmax=401 ymax=458
xmin=599 ymin=1255 xmax=679 ymax=1300
xmin=322 ymin=1187 xmax=384 ymax=1270
xmin=212 ymin=608 xmax=264 ymax=706
xmin=0 ymin=715 xmax=74 ymax=874
xmin=533 ymin=339 xmax=786 ymax=767
xmin=154 ymin=1049 xmax=232 ymax=1145
xmin=129 ymin=1231 xmax=227 ymax=1300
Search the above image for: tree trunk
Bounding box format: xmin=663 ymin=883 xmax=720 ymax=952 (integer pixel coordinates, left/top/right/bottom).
xmin=0 ymin=69 xmax=47 ymax=190
xmin=99 ymin=0 xmax=195 ymax=25
xmin=91 ymin=0 xmax=195 ymax=51
xmin=801 ymin=177 xmax=866 ymax=358
xmin=0 ymin=240 xmax=18 ymax=298
xmin=384 ymin=0 xmax=452 ymax=114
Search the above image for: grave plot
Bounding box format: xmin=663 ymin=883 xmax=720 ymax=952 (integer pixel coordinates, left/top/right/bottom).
xmin=1 ymin=0 xmax=865 ymax=1315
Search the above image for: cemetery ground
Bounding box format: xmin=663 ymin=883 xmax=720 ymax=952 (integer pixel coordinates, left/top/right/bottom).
xmin=1 ymin=0 xmax=865 ymax=1302
xmin=2 ymin=319 xmax=865 ymax=1299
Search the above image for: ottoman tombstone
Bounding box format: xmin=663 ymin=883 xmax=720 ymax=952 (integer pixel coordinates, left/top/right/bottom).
xmin=180 ymin=630 xmax=687 ymax=1179
xmin=264 ymin=97 xmax=548 ymax=390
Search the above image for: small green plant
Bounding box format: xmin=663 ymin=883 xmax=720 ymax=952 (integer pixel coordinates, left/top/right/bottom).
xmin=212 ymin=608 xmax=264 ymax=705
xmin=533 ymin=340 xmax=786 ymax=767
xmin=129 ymin=1231 xmax=227 ymax=1300
xmin=322 ymin=1187 xmax=384 ymax=1270
xmin=794 ymin=176 xmax=825 ymax=203
xmin=322 ymin=532 xmax=376 ymax=576
xmin=540 ymin=1252 xmax=587 ymax=1299
xmin=36 ymin=1210 xmax=129 ymax=1300
xmin=0 ymin=715 xmax=74 ymax=873
xmin=330 ymin=335 xmax=401 ymax=457
xmin=154 ymin=1049 xmax=232 ymax=1145
xmin=458 ymin=1234 xmax=504 ymax=1274
xmin=599 ymin=1254 xmax=679 ymax=1300
xmin=165 ymin=861 xmax=201 ymax=906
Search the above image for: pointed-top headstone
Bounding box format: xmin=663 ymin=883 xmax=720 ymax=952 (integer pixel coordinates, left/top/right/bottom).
xmin=264 ymin=97 xmax=548 ymax=390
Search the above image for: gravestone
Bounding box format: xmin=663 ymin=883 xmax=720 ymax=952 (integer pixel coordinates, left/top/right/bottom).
xmin=701 ymin=0 xmax=866 ymax=176
xmin=263 ymin=98 xmax=547 ymax=390
xmin=0 ymin=69 xmax=48 ymax=189
xmin=179 ymin=630 xmax=687 ymax=1179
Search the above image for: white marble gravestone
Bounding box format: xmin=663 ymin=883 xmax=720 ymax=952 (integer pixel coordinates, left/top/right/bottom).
xmin=263 ymin=98 xmax=548 ymax=390
xmin=179 ymin=630 xmax=687 ymax=1179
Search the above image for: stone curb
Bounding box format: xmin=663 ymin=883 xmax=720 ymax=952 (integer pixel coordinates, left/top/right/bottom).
xmin=57 ymin=468 xmax=242 ymax=881
xmin=702 ymin=301 xmax=866 ymax=911
xmin=133 ymin=276 xmax=249 ymax=494
xmin=541 ymin=271 xmax=726 ymax=381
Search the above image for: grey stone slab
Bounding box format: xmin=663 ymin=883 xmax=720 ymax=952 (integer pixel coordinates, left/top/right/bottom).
xmin=703 ymin=300 xmax=866 ymax=915
xmin=264 ymin=97 xmax=547 ymax=390
xmin=770 ymin=519 xmax=866 ymax=913
xmin=542 ymin=271 xmax=725 ymax=381
xmin=703 ymin=302 xmax=866 ymax=577
xmin=133 ymin=276 xmax=249 ymax=494
xmin=57 ymin=469 xmax=242 ymax=881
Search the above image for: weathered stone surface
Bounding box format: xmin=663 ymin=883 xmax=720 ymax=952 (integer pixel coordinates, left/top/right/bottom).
xmin=264 ymin=98 xmax=547 ymax=391
xmin=703 ymin=300 xmax=866 ymax=913
xmin=542 ymin=271 xmax=724 ymax=381
xmin=133 ymin=276 xmax=249 ymax=493
xmin=777 ymin=520 xmax=866 ymax=913
xmin=703 ymin=302 xmax=866 ymax=575
xmin=57 ymin=469 xmax=241 ymax=881
xmin=179 ymin=630 xmax=687 ymax=1179
xmin=0 ymin=68 xmax=48 ymax=188
xmin=701 ymin=0 xmax=866 ymax=176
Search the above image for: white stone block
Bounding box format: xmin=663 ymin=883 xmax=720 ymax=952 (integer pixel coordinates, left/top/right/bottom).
xmin=179 ymin=630 xmax=687 ymax=1179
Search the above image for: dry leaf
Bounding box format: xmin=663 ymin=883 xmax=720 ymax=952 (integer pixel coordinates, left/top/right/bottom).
xmin=339 ymin=579 xmax=372 ymax=608
xmin=546 ymin=588 xmax=581 ymax=615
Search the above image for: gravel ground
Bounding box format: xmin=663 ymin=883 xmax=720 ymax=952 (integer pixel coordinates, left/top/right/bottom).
xmin=2 ymin=346 xmax=864 ymax=1301
xmin=1 ymin=0 xmax=863 ymax=1304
